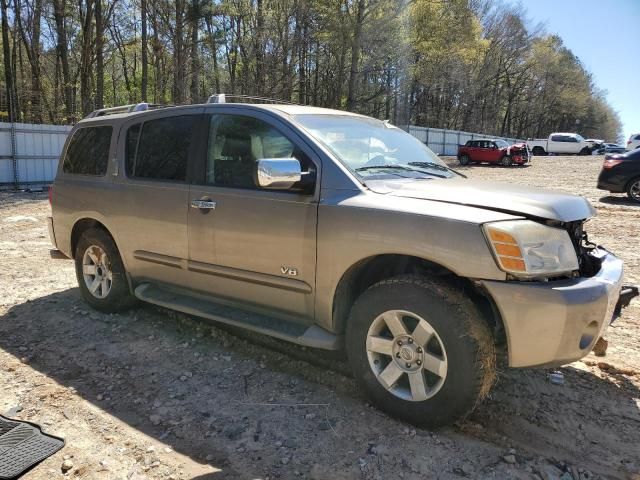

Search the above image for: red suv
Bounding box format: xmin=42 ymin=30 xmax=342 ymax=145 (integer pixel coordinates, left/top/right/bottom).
xmin=457 ymin=139 xmax=530 ymax=166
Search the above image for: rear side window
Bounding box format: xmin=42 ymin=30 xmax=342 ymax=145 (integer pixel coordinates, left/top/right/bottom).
xmin=62 ymin=126 xmax=112 ymax=175
xmin=126 ymin=115 xmax=198 ymax=181
xmin=550 ymin=135 xmax=562 ymax=142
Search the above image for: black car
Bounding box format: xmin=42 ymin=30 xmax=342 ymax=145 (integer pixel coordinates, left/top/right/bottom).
xmin=599 ymin=143 xmax=627 ymax=154
xmin=597 ymin=149 xmax=640 ymax=203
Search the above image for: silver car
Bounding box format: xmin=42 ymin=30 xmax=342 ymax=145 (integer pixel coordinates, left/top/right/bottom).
xmin=48 ymin=97 xmax=637 ymax=426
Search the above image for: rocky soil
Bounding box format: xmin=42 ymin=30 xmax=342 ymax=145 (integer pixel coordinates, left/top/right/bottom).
xmin=0 ymin=155 xmax=638 ymax=480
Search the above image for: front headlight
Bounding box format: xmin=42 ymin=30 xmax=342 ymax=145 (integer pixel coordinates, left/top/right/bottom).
xmin=483 ymin=220 xmax=579 ymax=279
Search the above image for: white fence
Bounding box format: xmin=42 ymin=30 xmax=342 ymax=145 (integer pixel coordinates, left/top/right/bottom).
xmin=406 ymin=125 xmax=525 ymax=156
xmin=0 ymin=122 xmax=72 ymax=189
xmin=0 ymin=121 xmax=526 ymax=189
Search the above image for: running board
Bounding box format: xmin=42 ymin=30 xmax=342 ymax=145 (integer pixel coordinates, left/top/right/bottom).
xmin=134 ymin=283 xmax=342 ymax=350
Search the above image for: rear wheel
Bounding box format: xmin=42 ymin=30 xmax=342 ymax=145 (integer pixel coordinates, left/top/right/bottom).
xmin=459 ymin=154 xmax=470 ymax=166
xmin=74 ymin=228 xmax=136 ymax=312
xmin=532 ymin=146 xmax=545 ymax=156
xmin=346 ymin=275 xmax=496 ymax=427
xmin=627 ymin=177 xmax=640 ymax=204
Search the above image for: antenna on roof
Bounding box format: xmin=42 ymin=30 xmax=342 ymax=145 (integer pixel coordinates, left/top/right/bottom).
xmin=207 ymin=94 xmax=226 ymax=104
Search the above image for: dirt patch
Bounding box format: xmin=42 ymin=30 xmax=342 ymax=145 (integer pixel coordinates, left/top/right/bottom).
xmin=1 ymin=156 xmax=639 ymax=479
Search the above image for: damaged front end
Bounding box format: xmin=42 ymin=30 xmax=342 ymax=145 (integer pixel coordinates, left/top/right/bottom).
xmin=506 ymin=143 xmax=531 ymax=164
xmin=561 ymin=219 xmax=638 ymax=324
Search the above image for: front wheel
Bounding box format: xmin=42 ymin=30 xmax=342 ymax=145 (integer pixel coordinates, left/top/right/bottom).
xmin=74 ymin=228 xmax=136 ymax=312
xmin=500 ymin=155 xmax=513 ymax=167
xmin=579 ymin=147 xmax=591 ymax=156
xmin=627 ymin=177 xmax=640 ymax=204
xmin=346 ymin=276 xmax=496 ymax=427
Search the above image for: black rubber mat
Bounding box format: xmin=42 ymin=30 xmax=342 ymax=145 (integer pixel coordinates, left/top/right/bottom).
xmin=0 ymin=415 xmax=64 ymax=479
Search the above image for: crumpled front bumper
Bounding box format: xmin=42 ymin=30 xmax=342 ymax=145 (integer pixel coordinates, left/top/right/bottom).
xmin=480 ymin=249 xmax=636 ymax=368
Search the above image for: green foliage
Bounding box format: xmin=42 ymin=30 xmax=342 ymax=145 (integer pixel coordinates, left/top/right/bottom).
xmin=0 ymin=0 xmax=622 ymax=140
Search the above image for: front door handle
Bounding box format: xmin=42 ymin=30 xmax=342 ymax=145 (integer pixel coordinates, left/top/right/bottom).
xmin=191 ymin=199 xmax=217 ymax=210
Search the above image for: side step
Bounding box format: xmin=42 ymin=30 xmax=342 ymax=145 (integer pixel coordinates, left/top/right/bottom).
xmin=134 ymin=283 xmax=342 ymax=350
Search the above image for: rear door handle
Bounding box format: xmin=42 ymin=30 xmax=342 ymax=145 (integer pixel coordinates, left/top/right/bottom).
xmin=191 ymin=199 xmax=217 ymax=210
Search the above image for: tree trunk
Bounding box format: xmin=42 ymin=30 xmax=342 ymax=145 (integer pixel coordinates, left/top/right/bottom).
xmin=254 ymin=0 xmax=264 ymax=96
xmin=173 ymin=0 xmax=186 ymax=104
xmin=52 ymin=0 xmax=73 ymax=120
xmin=205 ymin=14 xmax=220 ymax=94
xmin=0 ymin=0 xmax=17 ymax=121
xmin=79 ymin=0 xmax=95 ymax=116
xmin=141 ymin=0 xmax=148 ymax=101
xmin=346 ymin=0 xmax=365 ymax=111
xmin=189 ymin=0 xmax=199 ymax=102
xmin=15 ymin=0 xmax=44 ymax=122
xmin=95 ymin=0 xmax=104 ymax=109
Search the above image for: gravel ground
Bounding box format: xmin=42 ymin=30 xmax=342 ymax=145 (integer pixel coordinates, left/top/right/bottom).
xmin=0 ymin=155 xmax=638 ymax=480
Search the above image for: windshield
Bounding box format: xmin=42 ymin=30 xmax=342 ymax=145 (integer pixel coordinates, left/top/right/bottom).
xmin=494 ymin=140 xmax=509 ymax=148
xmin=293 ymin=114 xmax=457 ymax=180
xmin=575 ymin=134 xmax=585 ymax=142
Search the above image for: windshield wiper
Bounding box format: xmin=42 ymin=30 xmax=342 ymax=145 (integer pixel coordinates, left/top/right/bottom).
xmin=408 ymin=161 xmax=467 ymax=178
xmin=356 ymin=165 xmax=414 ymax=172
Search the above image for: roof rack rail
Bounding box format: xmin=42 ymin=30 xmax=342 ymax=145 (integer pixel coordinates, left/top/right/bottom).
xmin=85 ymin=102 xmax=170 ymax=119
xmin=206 ymin=94 xmax=299 ymax=106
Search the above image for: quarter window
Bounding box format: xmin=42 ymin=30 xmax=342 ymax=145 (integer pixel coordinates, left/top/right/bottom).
xmin=205 ymin=115 xmax=310 ymax=189
xmin=126 ymin=115 xmax=198 ymax=181
xmin=62 ymin=126 xmax=112 ymax=175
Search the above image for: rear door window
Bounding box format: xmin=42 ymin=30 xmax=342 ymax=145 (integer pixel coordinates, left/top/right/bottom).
xmin=126 ymin=115 xmax=198 ymax=181
xmin=62 ymin=126 xmax=112 ymax=175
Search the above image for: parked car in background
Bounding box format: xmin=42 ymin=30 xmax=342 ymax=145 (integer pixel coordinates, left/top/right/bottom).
xmin=457 ymin=139 xmax=529 ymax=166
xmin=627 ymin=133 xmax=640 ymax=151
xmin=597 ymin=149 xmax=640 ymax=203
xmin=585 ymin=138 xmax=605 ymax=152
xmin=527 ymin=133 xmax=594 ymax=156
xmin=599 ymin=143 xmax=627 ymax=154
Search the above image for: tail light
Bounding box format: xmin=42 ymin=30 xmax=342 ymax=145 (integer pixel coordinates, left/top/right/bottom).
xmin=603 ymin=159 xmax=623 ymax=169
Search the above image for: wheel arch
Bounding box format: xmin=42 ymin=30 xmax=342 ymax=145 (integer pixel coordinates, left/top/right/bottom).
xmin=331 ymin=254 xmax=505 ymax=346
xmin=71 ymin=217 xmax=134 ymax=294
xmin=70 ymin=217 xmax=129 ymax=268
xmin=625 ymin=175 xmax=640 ymax=199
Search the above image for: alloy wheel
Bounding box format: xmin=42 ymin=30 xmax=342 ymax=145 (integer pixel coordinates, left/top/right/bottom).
xmin=366 ymin=310 xmax=447 ymax=402
xmin=630 ymin=179 xmax=640 ymax=202
xmin=82 ymin=245 xmax=113 ymax=299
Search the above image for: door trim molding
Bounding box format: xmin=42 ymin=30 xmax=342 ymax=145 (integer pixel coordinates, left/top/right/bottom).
xmin=133 ymin=250 xmax=312 ymax=294
xmin=133 ymin=250 xmax=184 ymax=269
xmin=188 ymin=260 xmax=312 ymax=294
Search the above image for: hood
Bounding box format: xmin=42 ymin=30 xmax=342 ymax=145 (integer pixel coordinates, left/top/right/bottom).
xmin=366 ymin=178 xmax=595 ymax=222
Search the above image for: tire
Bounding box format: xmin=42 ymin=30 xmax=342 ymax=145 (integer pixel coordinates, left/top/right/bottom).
xmin=531 ymin=147 xmax=545 ymax=156
xmin=579 ymin=147 xmax=591 ymax=156
xmin=74 ymin=227 xmax=136 ymax=312
xmin=458 ymin=155 xmax=470 ymax=166
xmin=500 ymin=155 xmax=513 ymax=167
xmin=627 ymin=177 xmax=640 ymax=204
xmin=346 ymin=275 xmax=496 ymax=427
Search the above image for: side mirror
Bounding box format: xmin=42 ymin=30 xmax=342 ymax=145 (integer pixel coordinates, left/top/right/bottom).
xmin=255 ymin=158 xmax=302 ymax=189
